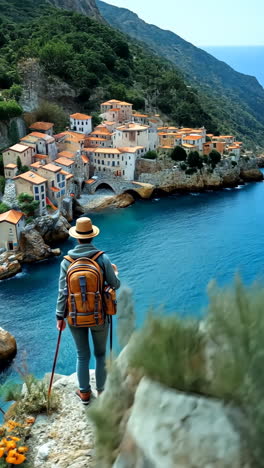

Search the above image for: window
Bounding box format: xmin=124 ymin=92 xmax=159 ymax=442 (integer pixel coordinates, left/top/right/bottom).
xmin=108 ymin=161 xmax=110 ymax=166
xmin=61 ymin=189 xmax=65 ymax=196
xmin=41 ymin=185 xmax=44 ymax=192
xmin=35 ymin=195 xmax=39 ymax=200
xmin=129 ymin=156 xmax=131 ymax=160
xmin=112 ymin=161 xmax=115 ymax=167
xmin=123 ymin=170 xmax=125 ymax=175
xmin=42 ymin=194 xmax=45 ymax=200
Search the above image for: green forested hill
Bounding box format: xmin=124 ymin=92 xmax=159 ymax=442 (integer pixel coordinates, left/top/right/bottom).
xmin=0 ymin=2 xmax=217 ymax=132
xmin=97 ymin=0 xmax=264 ymax=148
xmin=1 ymin=0 xmax=264 ymax=146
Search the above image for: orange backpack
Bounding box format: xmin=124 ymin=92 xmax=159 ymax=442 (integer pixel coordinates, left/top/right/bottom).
xmin=64 ymin=251 xmax=117 ymax=327
xmin=64 ymin=251 xmax=105 ymax=327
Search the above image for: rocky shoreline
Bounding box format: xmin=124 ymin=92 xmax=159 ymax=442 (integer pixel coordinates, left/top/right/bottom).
xmin=0 ymin=213 xmax=70 ymax=281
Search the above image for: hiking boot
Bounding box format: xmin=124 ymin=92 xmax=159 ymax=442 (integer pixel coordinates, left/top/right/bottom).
xmin=76 ymin=389 xmax=91 ymax=405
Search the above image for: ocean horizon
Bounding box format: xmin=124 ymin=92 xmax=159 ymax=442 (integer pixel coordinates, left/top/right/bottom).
xmin=202 ymin=45 xmax=264 ymax=88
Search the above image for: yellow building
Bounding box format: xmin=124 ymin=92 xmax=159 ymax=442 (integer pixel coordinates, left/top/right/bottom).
xmin=0 ymin=210 xmax=25 ymax=251
xmin=3 ymin=144 xmax=34 ymax=167
xmin=14 ymin=171 xmax=47 ymax=215
xmin=37 ymin=164 xmax=66 ymax=206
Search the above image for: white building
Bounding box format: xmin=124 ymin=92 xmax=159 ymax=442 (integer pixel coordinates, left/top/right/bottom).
xmin=100 ymin=100 xmax=133 ymax=123
xmin=181 ymin=135 xmax=204 ymax=152
xmin=0 ymin=210 xmax=25 ymax=251
xmin=87 ymin=146 xmax=143 ymax=180
xmin=113 ymin=123 xmax=157 ymax=153
xmin=70 ymin=113 xmax=92 ymax=135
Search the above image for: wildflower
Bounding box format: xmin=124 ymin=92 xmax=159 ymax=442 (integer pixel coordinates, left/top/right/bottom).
xmin=17 ymin=446 xmax=28 ymax=454
xmin=6 ymin=450 xmax=26 ymax=465
xmin=0 ymin=447 xmax=5 ymax=457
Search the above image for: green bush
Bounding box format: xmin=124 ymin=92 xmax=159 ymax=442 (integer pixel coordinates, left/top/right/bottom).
xmin=187 ymin=151 xmax=203 ymax=169
xmin=171 ymin=145 xmax=187 ymax=161
xmin=129 ymin=315 xmax=206 ymax=394
xmin=117 ymin=287 xmax=136 ymax=349
xmin=0 ymin=175 xmax=5 ymax=194
xmin=0 ymin=100 xmax=22 ymax=120
xmin=0 ymin=202 xmax=10 ymax=214
xmin=33 ymin=101 xmax=67 ymax=133
xmin=17 ymin=192 xmax=39 ymax=216
xmin=231 ymin=160 xmax=237 ymax=166
xmin=143 ymin=150 xmax=157 ymax=160
xmin=9 ymin=83 xmax=22 ymax=101
xmin=208 ymin=149 xmax=221 ymax=167
xmin=180 ymin=162 xmax=187 ymax=170
xmin=185 ymin=167 xmax=197 ymax=175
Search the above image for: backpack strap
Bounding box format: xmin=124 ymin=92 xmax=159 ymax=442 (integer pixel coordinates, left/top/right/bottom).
xmin=64 ymin=255 xmax=74 ymax=263
xmin=92 ymin=251 xmax=104 ymax=262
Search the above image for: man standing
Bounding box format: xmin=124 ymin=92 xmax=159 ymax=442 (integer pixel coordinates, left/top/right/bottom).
xmin=56 ymin=217 xmax=120 ymax=405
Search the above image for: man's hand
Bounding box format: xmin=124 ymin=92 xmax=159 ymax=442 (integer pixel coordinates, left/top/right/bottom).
xmin=57 ymin=319 xmax=66 ymax=331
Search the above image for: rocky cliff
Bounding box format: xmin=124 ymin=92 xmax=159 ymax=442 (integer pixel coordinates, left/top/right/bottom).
xmin=49 ymin=0 xmax=102 ymax=21
xmin=0 ymin=117 xmax=27 ymax=150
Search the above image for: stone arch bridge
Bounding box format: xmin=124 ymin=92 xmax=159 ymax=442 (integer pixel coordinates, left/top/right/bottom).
xmin=84 ymin=177 xmax=154 ymax=199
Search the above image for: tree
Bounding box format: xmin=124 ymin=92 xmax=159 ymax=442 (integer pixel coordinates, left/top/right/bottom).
xmin=0 ymin=154 xmax=4 ymax=176
xmin=187 ymin=151 xmax=203 ymax=169
xmin=170 ymin=146 xmax=187 ymax=162
xmin=0 ymin=202 xmax=10 ymax=214
xmin=91 ymin=112 xmax=102 ymax=127
xmin=9 ymin=84 xmax=22 ymax=102
xmin=0 ymin=100 xmax=22 ymax=120
xmin=0 ymin=176 xmax=5 ymax=194
xmin=17 ymin=156 xmax=22 ymax=173
xmin=17 ymin=193 xmax=39 ymax=216
xmin=34 ymin=101 xmax=67 ymax=133
xmin=143 ymin=151 xmax=157 ymax=160
xmin=208 ymin=150 xmax=221 ymax=167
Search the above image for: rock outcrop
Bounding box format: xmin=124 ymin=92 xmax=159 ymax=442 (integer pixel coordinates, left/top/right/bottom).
xmin=30 ymin=212 xmax=71 ymax=244
xmin=49 ymin=0 xmax=102 ymax=21
xmin=0 ymin=252 xmax=22 ymax=280
xmin=0 ymin=327 xmax=17 ymax=368
xmin=19 ymin=229 xmax=61 ymax=263
xmin=240 ymin=169 xmax=263 ymax=182
xmin=0 ymin=118 xmax=26 ymax=150
xmin=81 ymin=193 xmax=135 ymax=211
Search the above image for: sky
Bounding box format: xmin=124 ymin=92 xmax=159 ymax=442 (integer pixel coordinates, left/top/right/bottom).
xmin=102 ymin=0 xmax=263 ymax=47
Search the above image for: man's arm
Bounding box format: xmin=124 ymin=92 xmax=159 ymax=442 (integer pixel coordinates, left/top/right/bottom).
xmin=56 ymin=259 xmax=68 ymax=321
xmin=101 ymin=254 xmax=121 ymax=289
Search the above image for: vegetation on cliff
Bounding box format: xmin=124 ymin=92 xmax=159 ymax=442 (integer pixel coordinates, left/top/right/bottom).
xmin=0 ymin=1 xmax=217 ymax=132
xmin=97 ymin=0 xmax=264 ymax=147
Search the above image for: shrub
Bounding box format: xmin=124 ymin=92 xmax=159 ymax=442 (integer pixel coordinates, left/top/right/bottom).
xmin=171 ymin=145 xmax=187 ymax=161
xmin=180 ymin=162 xmax=187 ymax=170
xmin=0 ymin=202 xmax=10 ymax=214
xmin=207 ymin=278 xmax=264 ymax=466
xmin=0 ymin=154 xmax=4 ymax=176
xmin=26 ymin=101 xmax=68 ymax=133
xmin=143 ymin=150 xmax=157 ymax=160
xmin=208 ymin=149 xmax=221 ymax=167
xmin=129 ymin=315 xmax=206 ymax=394
xmin=17 ymin=193 xmax=39 ymax=216
xmin=185 ymin=167 xmax=197 ymax=175
xmin=187 ymin=151 xmax=203 ymax=169
xmin=0 ymin=175 xmax=5 ymax=194
xmin=231 ymin=160 xmax=237 ymax=167
xmin=88 ymin=363 xmax=132 ymax=466
xmin=0 ymin=100 xmax=23 ymax=120
xmin=9 ymin=84 xmax=23 ymax=102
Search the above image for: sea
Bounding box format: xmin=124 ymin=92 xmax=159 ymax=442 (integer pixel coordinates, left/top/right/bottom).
xmin=1 ymin=180 xmax=264 ymax=389
xmin=202 ymin=46 xmax=264 ymax=88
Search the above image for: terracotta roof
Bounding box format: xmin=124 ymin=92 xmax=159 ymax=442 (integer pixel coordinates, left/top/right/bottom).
xmin=94 ymin=148 xmax=121 ymax=154
xmin=182 ymin=143 xmax=196 ymax=148
xmin=4 ymin=144 xmax=30 ymax=153
xmin=29 ymin=122 xmax=54 ymax=131
xmin=30 ymin=132 xmax=54 ymax=142
xmin=103 ymin=121 xmax=115 ymax=125
xmin=101 ymin=99 xmax=121 ymax=106
xmin=70 ymin=113 xmax=91 ymax=120
xmin=34 ymin=154 xmax=48 ymax=160
xmin=20 ymin=135 xmax=39 ymax=143
xmin=30 ymin=162 xmax=41 ymax=168
xmin=0 ymin=209 xmax=24 ymax=225
xmin=118 ymin=101 xmax=132 ymax=106
xmin=108 ymin=108 xmax=119 ymax=112
xmin=54 ymin=157 xmax=74 ymax=167
xmin=159 ymin=145 xmax=173 ymax=149
xmin=41 ymin=163 xmax=61 ymax=173
xmin=86 ymin=137 xmax=106 ymax=142
xmin=5 ymin=163 xmax=17 ymax=169
xmin=118 ymin=146 xmax=143 ymax=153
xmin=85 ymin=179 xmax=97 ymax=184
xmin=54 ymin=133 xmax=67 ymax=140
xmin=81 ymin=155 xmax=89 ymax=163
xmin=14 ymin=171 xmax=47 ymax=185
xmin=50 ymin=186 xmax=60 ymax=192
xmin=182 ymin=135 xmax=203 ymax=141
xmin=133 ymin=113 xmax=148 ymax=118
xmin=58 ymin=151 xmax=75 ymax=159
xmin=84 ymin=147 xmax=96 ymax=152
xmin=60 ymin=169 xmax=74 ymax=180
xmin=117 ymin=123 xmax=149 ymax=132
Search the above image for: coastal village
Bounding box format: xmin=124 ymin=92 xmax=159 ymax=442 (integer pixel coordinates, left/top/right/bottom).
xmin=0 ymin=98 xmax=248 ymax=255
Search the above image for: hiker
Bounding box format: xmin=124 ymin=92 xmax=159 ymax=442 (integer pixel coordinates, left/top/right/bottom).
xmin=55 ymin=217 xmax=120 ymax=404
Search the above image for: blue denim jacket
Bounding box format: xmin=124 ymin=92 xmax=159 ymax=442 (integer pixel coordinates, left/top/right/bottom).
xmin=56 ymin=243 xmax=120 ymax=319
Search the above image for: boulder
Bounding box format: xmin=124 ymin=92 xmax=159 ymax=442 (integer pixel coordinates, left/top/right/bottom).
xmin=28 ymin=213 xmax=70 ymax=244
xmin=240 ymin=169 xmax=263 ymax=182
xmin=19 ymin=229 xmax=61 ymax=263
xmin=0 ymin=327 xmax=17 ymax=367
xmin=124 ymin=377 xmax=249 ymax=468
xmin=0 ymin=259 xmax=21 ymax=281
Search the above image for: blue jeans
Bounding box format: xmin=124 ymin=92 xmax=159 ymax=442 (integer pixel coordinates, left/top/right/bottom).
xmin=69 ymin=321 xmax=109 ymax=393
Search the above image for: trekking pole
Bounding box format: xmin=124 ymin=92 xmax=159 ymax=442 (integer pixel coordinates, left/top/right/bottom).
xmin=0 ymin=407 xmax=5 ymax=416
xmin=109 ymin=315 xmax=113 ymax=360
xmin=47 ymin=319 xmax=64 ymax=407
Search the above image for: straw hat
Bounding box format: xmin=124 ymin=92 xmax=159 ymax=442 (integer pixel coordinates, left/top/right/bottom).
xmin=69 ymin=217 xmax=100 ymax=239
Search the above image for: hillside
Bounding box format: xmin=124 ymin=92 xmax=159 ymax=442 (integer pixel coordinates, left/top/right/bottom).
xmin=97 ymin=0 xmax=264 ymax=148
xmin=0 ymin=3 xmax=217 ymax=132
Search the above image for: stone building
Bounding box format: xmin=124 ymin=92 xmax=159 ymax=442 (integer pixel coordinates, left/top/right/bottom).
xmin=70 ymin=113 xmax=92 ymax=135
xmin=4 ymin=164 xmax=18 ymax=179
xmin=113 ymin=123 xmax=158 ymax=152
xmin=0 ymin=210 xmax=25 ymax=251
xmin=14 ymin=171 xmax=47 ymax=215
xmin=37 ymin=164 xmax=66 ymax=207
xmin=3 ymin=144 xmax=34 ymax=168
xmin=29 ymin=122 xmax=54 ymax=136
xmin=100 ymin=99 xmax=133 ymax=123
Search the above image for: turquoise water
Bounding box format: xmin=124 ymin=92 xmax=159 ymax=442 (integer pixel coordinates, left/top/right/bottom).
xmin=203 ymin=46 xmax=264 ymax=87
xmin=1 ymin=180 xmax=264 ymax=384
